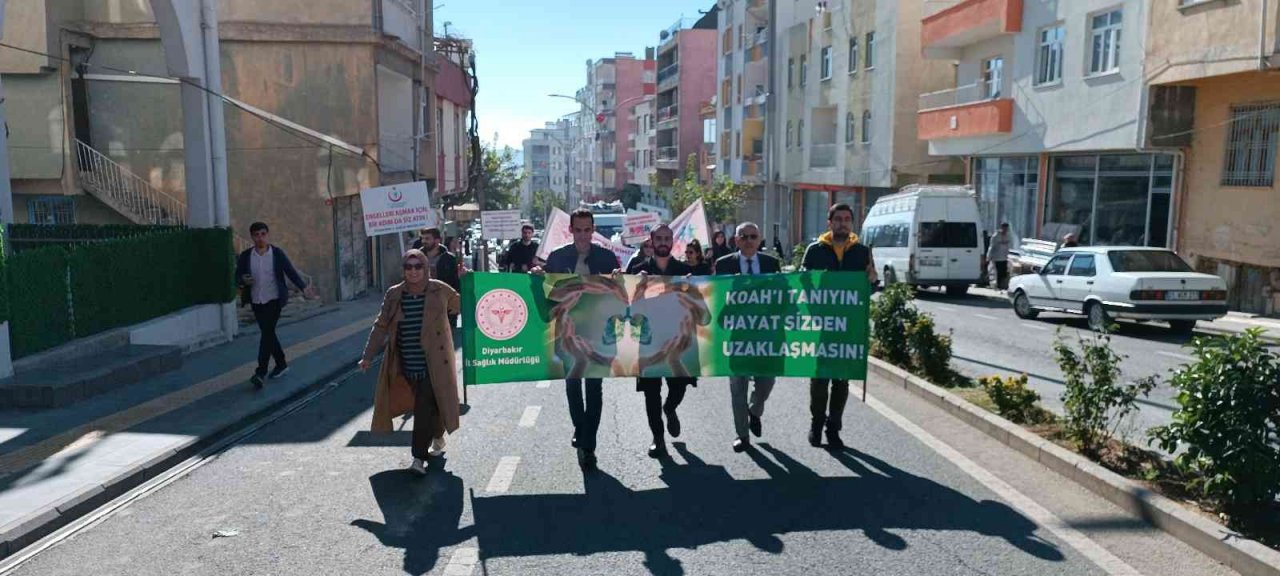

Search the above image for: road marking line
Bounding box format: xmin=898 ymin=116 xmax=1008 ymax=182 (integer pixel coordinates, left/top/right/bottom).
xmin=1022 ymin=323 xmax=1049 ymax=331
xmin=486 ymin=456 xmax=520 ymax=493
xmin=518 ymin=406 xmax=542 ymax=428
xmin=865 ymin=395 xmax=1143 ymax=576
xmin=935 ymin=305 xmax=959 ymax=313
xmin=442 ymin=546 xmax=479 ymax=576
xmin=1157 ymin=351 xmax=1194 ymax=362
xmin=536 ymin=380 xmax=552 ymax=389
xmin=974 ymin=313 xmax=1001 ymax=321
xmin=0 ymin=316 xmax=373 ymax=475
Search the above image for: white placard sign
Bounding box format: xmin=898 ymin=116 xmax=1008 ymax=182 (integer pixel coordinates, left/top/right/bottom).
xmin=622 ymin=211 xmax=663 ymax=244
xmin=481 ymin=209 xmax=524 ymax=240
xmin=360 ymin=181 xmax=437 ymax=237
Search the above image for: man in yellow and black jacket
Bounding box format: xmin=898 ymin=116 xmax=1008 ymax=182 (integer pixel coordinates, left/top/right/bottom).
xmin=801 ymin=203 xmax=878 ymax=450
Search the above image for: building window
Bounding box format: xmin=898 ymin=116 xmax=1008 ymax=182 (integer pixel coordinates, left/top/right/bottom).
xmin=798 ymin=120 xmax=805 ymax=148
xmin=786 ymin=120 xmax=793 ymax=148
xmin=983 ymin=56 xmax=1004 ymax=99
xmin=1089 ymin=8 xmax=1122 ymax=75
xmin=848 ymin=37 xmax=858 ymax=74
xmin=28 ymin=196 xmax=75 ymax=225
xmin=820 ymin=46 xmax=832 ymax=80
xmin=1222 ymin=102 xmax=1280 ymax=187
xmin=845 ymin=112 xmax=855 ymax=144
xmin=861 ymin=111 xmax=871 ymax=144
xmin=865 ymin=32 xmax=875 ymax=69
xmin=1049 ymin=154 xmax=1175 ymax=247
xmin=788 ymin=58 xmax=795 ymax=88
xmin=1037 ymin=25 xmax=1065 ymax=85
xmin=799 ymin=54 xmax=808 ymax=87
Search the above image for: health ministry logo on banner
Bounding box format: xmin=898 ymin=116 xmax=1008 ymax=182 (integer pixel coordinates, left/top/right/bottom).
xmin=387 ymin=187 xmax=404 ymax=203
xmin=476 ymin=289 xmax=528 ymax=341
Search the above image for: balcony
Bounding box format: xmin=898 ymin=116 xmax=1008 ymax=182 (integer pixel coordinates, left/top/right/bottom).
xmin=657 ymin=63 xmax=680 ymax=90
xmin=921 ymin=0 xmax=1023 ymax=60
xmin=917 ymin=83 xmax=1013 ymax=140
xmin=658 ymin=105 xmax=680 ymax=124
xmin=656 ymin=146 xmax=680 ymax=169
xmin=747 ymin=0 xmax=768 ymax=19
xmin=810 ymin=143 xmax=838 ymax=169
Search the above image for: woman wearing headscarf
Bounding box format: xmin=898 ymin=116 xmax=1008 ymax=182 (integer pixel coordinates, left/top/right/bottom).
xmin=359 ymin=249 xmax=462 ymax=475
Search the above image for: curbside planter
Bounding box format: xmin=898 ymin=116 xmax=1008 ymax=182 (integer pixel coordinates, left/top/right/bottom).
xmin=868 ymin=357 xmax=1280 ymax=576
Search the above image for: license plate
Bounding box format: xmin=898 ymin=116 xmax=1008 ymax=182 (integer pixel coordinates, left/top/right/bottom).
xmin=919 ymin=257 xmax=943 ymax=267
xmin=1166 ymin=290 xmax=1199 ymax=301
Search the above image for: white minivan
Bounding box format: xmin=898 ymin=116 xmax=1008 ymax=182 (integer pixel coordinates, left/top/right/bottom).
xmin=861 ymin=185 xmax=986 ymax=296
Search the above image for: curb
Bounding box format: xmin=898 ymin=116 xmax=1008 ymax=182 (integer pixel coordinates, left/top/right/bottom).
xmin=0 ymin=355 xmax=360 ymax=562
xmin=868 ymin=357 xmax=1280 ymax=576
xmin=236 ymin=304 xmax=340 ymax=338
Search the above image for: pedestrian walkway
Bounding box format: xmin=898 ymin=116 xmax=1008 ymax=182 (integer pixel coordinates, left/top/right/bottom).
xmin=0 ymin=296 xmax=382 ymax=559
xmin=966 ymin=285 xmax=1280 ymax=340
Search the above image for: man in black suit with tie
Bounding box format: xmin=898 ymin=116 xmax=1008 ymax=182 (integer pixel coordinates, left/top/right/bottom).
xmin=714 ymin=222 xmax=782 ymax=452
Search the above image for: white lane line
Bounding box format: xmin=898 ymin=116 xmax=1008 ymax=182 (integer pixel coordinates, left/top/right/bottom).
xmin=865 ymin=395 xmax=1143 ymax=576
xmin=442 ymin=546 xmax=479 ymax=576
xmin=486 ymin=456 xmax=521 ymax=493
xmin=1157 ymin=351 xmax=1194 ymax=362
xmin=974 ymin=313 xmax=1001 ymax=321
xmin=1022 ymin=323 xmax=1049 ymax=331
xmin=935 ymin=305 xmax=959 ymax=313
xmin=536 ymin=380 xmax=552 ymax=389
xmin=518 ymin=405 xmax=542 ymax=428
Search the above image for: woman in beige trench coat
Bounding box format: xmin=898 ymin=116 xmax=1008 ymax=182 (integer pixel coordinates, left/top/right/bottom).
xmin=359 ymin=249 xmax=462 ymax=475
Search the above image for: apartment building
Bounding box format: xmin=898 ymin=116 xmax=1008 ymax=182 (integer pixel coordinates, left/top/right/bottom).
xmin=570 ymin=52 xmax=656 ymax=202
xmin=716 ymin=0 xmax=770 ymax=226
xmin=770 ymin=0 xmax=961 ymax=244
xmin=1144 ymin=0 xmax=1280 ymax=314
xmin=655 ymin=11 xmax=718 ymax=187
xmin=626 ymin=96 xmax=659 ymax=201
xmin=521 ymin=119 xmax=572 ymax=214
xmin=918 ymin=0 xmax=1170 ymax=257
xmin=0 ymin=0 xmax=438 ymax=301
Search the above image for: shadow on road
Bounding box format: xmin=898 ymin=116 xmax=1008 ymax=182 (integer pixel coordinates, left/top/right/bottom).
xmin=434 ymin=442 xmax=1065 ymax=576
xmin=351 ymin=458 xmax=474 ymax=575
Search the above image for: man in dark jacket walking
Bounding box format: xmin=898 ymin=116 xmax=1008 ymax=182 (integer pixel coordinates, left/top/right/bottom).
xmin=801 ymin=203 xmax=877 ymax=449
xmin=534 ymin=209 xmax=621 ymax=471
xmin=236 ymin=222 xmax=316 ymax=389
xmin=412 ymin=228 xmax=461 ymax=293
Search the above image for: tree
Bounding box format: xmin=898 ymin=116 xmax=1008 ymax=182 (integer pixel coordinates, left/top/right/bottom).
xmin=529 ymin=188 xmax=566 ymax=227
xmin=620 ymin=184 xmax=643 ymax=209
xmin=441 ymin=144 xmax=522 ymax=211
xmin=653 ymin=154 xmax=750 ymax=225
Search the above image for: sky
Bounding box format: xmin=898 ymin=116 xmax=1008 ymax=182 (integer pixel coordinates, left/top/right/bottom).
xmin=434 ymin=0 xmax=717 ymax=152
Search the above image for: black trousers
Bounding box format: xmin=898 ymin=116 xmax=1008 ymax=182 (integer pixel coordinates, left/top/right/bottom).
xmin=810 ymin=378 xmax=850 ymax=432
xmin=251 ymin=299 xmax=285 ymax=376
xmin=638 ymin=378 xmax=691 ymax=442
xmin=566 ymin=379 xmax=603 ymax=452
xmin=411 ymin=376 xmax=443 ymax=460
xmin=994 ymin=260 xmax=1010 ymax=290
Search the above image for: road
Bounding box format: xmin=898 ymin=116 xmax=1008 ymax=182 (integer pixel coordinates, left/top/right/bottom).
xmin=911 ymin=289 xmax=1221 ymax=440
xmin=5 ymin=363 xmax=1238 ymax=575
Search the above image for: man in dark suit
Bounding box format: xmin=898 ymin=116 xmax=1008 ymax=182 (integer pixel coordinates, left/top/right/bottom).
xmin=534 ymin=209 xmax=621 ymax=471
xmin=714 ymin=222 xmax=781 ymax=453
xmin=801 ymin=203 xmax=878 ymax=450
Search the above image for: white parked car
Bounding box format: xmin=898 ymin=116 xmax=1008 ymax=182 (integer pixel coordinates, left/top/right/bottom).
xmin=1008 ymin=247 xmax=1229 ymax=334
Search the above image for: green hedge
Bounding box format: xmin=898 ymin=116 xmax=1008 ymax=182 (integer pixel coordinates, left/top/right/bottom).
xmin=9 ymin=246 xmax=71 ymax=358
xmin=8 ymin=224 xmax=184 ymax=253
xmin=5 ymin=227 xmax=235 ymax=359
xmin=0 ymin=224 xmax=9 ymax=324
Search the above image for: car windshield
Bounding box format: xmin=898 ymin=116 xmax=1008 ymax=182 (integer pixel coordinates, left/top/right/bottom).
xmin=1107 ymin=250 xmax=1193 ymax=273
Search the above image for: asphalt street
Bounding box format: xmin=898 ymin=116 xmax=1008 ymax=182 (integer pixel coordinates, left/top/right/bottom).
xmin=5 ymin=358 xmax=1241 ymax=576
xmin=910 ymin=289 xmax=1250 ymax=441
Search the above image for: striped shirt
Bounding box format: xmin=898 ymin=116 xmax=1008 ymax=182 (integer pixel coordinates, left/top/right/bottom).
xmin=398 ymin=293 xmax=429 ymax=380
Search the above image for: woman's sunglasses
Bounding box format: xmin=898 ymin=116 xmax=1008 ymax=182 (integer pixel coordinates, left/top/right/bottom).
xmin=403 ymin=263 xmax=425 ymax=271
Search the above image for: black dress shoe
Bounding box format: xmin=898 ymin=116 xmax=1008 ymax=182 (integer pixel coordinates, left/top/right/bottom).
xmin=251 ymin=373 xmax=265 ymax=390
xmin=648 ymin=443 xmax=667 ymax=458
xmin=825 ymin=430 xmax=845 ymax=450
xmin=808 ymin=425 xmax=823 ymax=447
xmin=749 ymin=414 xmax=762 ymax=438
xmin=664 ymin=407 xmax=681 ymax=438
xmin=732 ymin=437 xmax=750 ymax=453
xmin=571 ymin=436 xmax=579 ymax=448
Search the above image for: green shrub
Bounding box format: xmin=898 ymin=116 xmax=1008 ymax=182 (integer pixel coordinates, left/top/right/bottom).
xmin=979 ymin=374 xmax=1044 ymax=424
xmin=1053 ymin=329 xmax=1157 ymax=457
xmin=791 ymin=242 xmax=807 ymax=270
xmin=871 ymin=283 xmax=917 ymax=368
xmin=8 ymin=224 xmax=182 ymax=252
xmin=1150 ymin=329 xmax=1280 ymax=521
xmin=8 ymin=246 xmax=71 ymax=358
xmin=0 ymin=223 xmax=9 ymax=324
xmin=907 ymin=314 xmax=953 ymax=385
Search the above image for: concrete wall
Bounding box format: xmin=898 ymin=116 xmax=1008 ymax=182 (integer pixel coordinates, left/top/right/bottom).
xmin=376 ymin=64 xmax=415 ymax=172
xmin=889 ymin=0 xmax=962 ymax=185
xmin=1178 ymin=72 xmax=1280 ymax=271
xmin=5 ymin=73 xmax=64 ymax=180
xmin=0 ymin=0 xmax=49 ymax=73
xmin=928 ymin=0 xmax=1147 ymax=157
xmin=677 ymin=31 xmax=717 ymax=176
xmin=1148 ymin=0 xmax=1280 ymax=85
xmin=80 ymin=0 xmax=373 ymax=26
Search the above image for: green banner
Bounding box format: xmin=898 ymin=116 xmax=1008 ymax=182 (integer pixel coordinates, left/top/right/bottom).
xmin=461 ymin=271 xmax=870 ymax=385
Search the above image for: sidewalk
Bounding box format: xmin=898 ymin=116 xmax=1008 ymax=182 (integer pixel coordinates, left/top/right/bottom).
xmin=966 ymin=285 xmax=1280 ymax=340
xmin=0 ymin=295 xmax=382 ymax=560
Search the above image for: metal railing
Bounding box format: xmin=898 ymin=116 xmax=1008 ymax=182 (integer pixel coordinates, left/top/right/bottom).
xmin=657 ymin=63 xmax=680 ymax=84
xmin=809 ymin=143 xmax=838 ymax=168
xmin=658 ymin=146 xmax=679 ymax=161
xmin=658 ymin=105 xmax=680 ymax=122
xmin=74 ymin=139 xmax=187 ymax=226
xmin=918 ymin=82 xmax=990 ymax=111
